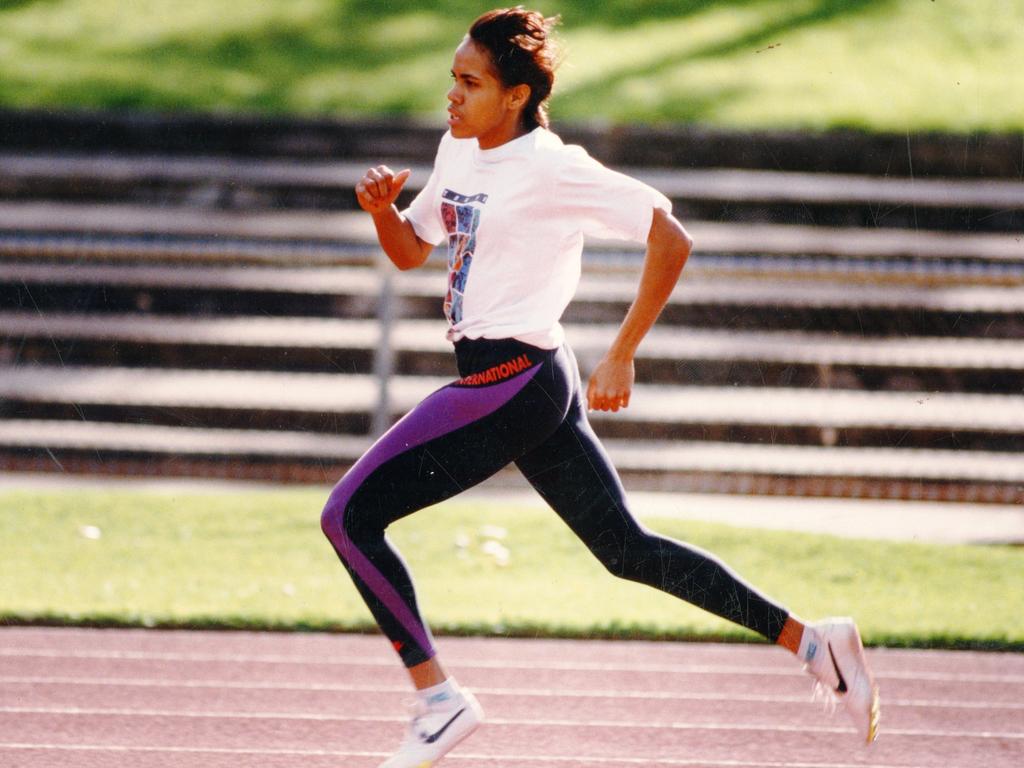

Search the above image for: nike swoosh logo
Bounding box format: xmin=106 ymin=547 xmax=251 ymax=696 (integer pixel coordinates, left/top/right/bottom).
xmin=828 ymin=644 xmax=849 ymax=694
xmin=422 ymin=707 xmax=466 ymax=745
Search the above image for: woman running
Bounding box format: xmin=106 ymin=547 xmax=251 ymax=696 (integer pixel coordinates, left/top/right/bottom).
xmin=322 ymin=8 xmax=880 ymax=766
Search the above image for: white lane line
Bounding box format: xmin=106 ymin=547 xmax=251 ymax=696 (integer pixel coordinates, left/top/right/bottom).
xmin=2 ymin=705 xmax=1022 ymax=740
xmin=1 ymin=648 xmax=1019 ymax=684
xmin=2 ymin=675 xmax=1021 ymax=712
xmin=6 ymin=627 xmax=1020 ymax=665
xmin=0 ymin=743 xmax=926 ymax=768
xmin=0 ymin=647 xmax=801 ymax=673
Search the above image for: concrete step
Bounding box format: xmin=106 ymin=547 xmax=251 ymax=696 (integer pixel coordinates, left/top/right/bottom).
xmin=9 ymin=153 xmax=1023 ymax=209
xmin=2 ymin=109 xmax=1020 ymax=179
xmin=5 ymin=311 xmax=1024 ymax=393
xmin=1 ymin=419 xmax=1019 ymax=503
xmin=5 ymin=231 xmax=1021 ymax=290
xmin=3 ymin=364 xmax=1023 ymax=452
xmin=4 ymin=153 xmax=1022 ymax=232
xmin=1 ymin=201 xmax=1022 ymax=270
xmin=0 ymin=231 xmax=377 ymax=268
xmin=5 ymin=260 xmax=1022 ymax=338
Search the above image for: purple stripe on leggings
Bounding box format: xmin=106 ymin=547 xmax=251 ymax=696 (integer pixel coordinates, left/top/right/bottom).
xmin=322 ymin=363 xmax=541 ymax=660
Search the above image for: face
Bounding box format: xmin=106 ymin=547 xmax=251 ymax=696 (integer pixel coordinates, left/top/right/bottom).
xmin=447 ymin=37 xmax=529 ymax=149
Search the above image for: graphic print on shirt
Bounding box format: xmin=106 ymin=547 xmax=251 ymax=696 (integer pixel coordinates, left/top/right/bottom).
xmin=441 ymin=188 xmax=486 ymax=328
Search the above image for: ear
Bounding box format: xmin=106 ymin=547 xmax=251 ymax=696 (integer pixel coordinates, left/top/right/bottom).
xmin=506 ymin=83 xmax=531 ymax=112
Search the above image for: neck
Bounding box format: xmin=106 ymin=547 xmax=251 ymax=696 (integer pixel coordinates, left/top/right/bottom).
xmin=477 ymin=119 xmax=530 ymax=150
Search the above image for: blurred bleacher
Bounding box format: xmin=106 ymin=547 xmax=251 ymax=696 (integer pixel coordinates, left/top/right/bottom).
xmin=1 ymin=110 xmax=1022 ymax=503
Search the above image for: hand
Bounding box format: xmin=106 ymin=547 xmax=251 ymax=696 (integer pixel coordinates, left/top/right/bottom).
xmin=355 ymin=165 xmax=411 ymax=215
xmin=586 ymin=355 xmax=634 ymax=412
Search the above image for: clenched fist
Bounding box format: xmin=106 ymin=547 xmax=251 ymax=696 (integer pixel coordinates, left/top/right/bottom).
xmin=355 ymin=165 xmax=412 ymax=215
xmin=586 ymin=355 xmax=634 ymax=412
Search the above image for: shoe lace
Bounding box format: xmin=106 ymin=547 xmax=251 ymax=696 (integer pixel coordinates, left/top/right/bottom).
xmin=803 ymin=653 xmax=841 ymax=715
xmin=397 ymin=700 xmax=432 ymax=746
xmin=809 ymin=678 xmax=839 ymax=714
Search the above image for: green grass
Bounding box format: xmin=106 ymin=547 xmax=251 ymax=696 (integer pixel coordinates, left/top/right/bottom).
xmin=2 ymin=487 xmax=1022 ymax=650
xmin=0 ymin=1 xmax=1022 ymax=133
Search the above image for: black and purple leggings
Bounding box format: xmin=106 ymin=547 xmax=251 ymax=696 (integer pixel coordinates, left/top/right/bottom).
xmin=321 ymin=337 xmax=789 ymax=668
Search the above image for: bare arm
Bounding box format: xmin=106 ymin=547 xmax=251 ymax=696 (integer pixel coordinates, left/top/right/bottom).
xmin=586 ymin=207 xmax=693 ymax=412
xmin=355 ymin=165 xmax=433 ymax=271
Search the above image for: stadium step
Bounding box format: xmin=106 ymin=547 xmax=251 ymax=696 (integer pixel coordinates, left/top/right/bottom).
xmin=2 ymin=364 xmax=1022 ymax=453
xmin=2 ymin=200 xmax=1023 ymax=270
xmin=5 ymin=258 xmax=1022 ymax=338
xmin=5 ymin=311 xmax=1024 ymax=393
xmin=0 ymin=419 xmax=1018 ymax=504
xmin=3 ymin=108 xmax=1021 ymax=180
xmin=4 ymin=152 xmax=1023 ymax=232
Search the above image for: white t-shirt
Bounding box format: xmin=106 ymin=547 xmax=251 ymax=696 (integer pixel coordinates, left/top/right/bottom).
xmin=403 ymin=127 xmax=672 ymax=349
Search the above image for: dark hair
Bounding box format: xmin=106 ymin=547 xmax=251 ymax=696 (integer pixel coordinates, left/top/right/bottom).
xmin=469 ymin=6 xmax=561 ymax=131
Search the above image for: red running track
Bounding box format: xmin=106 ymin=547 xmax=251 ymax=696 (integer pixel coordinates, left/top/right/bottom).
xmin=1 ymin=627 xmax=1022 ymax=767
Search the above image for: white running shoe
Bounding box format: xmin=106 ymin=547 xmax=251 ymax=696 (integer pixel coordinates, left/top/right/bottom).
xmin=379 ymin=688 xmax=484 ymax=767
xmin=802 ymin=618 xmax=881 ymax=744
